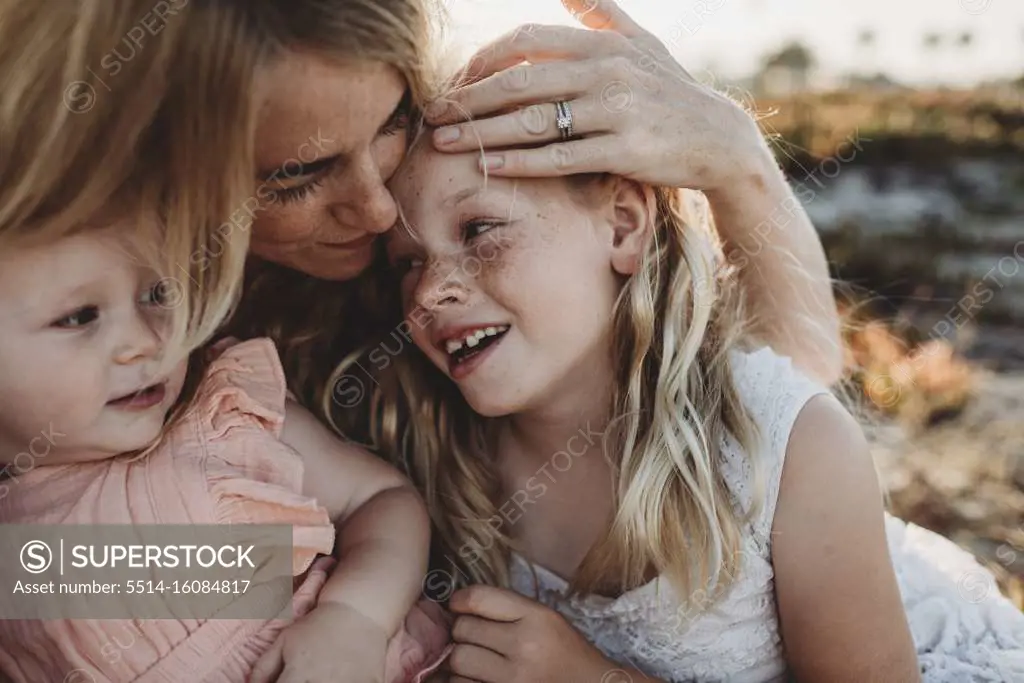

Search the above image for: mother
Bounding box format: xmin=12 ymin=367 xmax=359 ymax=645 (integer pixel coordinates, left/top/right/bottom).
xmin=219 ymin=0 xmax=842 ymax=428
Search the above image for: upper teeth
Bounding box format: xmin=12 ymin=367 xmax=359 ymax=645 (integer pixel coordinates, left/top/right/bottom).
xmin=445 ymin=325 xmax=509 ymax=355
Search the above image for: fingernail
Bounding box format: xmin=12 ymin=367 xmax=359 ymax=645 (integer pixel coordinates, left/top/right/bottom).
xmin=481 ymin=155 xmax=504 ymax=171
xmin=435 ymin=126 xmax=461 ymax=145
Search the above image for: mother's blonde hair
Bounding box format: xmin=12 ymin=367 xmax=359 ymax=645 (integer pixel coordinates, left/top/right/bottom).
xmin=1 ymin=0 xmax=440 ymax=418
xmin=334 ymin=167 xmax=764 ymax=609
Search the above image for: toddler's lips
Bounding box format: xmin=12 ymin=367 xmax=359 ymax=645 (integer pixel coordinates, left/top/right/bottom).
xmin=107 ymin=383 xmax=167 ymax=410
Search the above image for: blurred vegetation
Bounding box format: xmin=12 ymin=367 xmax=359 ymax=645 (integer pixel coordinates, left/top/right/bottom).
xmin=755 ymin=87 xmax=1024 ymax=609
xmin=756 ymin=87 xmax=1024 ymax=170
xmin=838 ymin=303 xmax=1024 ymax=611
xmin=841 ymin=303 xmax=975 ymax=425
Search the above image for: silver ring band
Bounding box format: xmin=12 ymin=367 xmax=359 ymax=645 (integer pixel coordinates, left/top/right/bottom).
xmin=554 ymin=100 xmax=574 ymax=141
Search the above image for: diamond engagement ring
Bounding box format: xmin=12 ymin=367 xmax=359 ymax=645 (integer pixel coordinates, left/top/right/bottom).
xmin=554 ymin=100 xmax=574 ymax=141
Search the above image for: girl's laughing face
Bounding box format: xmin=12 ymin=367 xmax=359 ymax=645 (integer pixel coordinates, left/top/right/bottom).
xmin=386 ymin=142 xmax=652 ymax=418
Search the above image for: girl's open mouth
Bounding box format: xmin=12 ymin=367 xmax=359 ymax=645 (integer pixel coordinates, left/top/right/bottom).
xmin=446 ymin=325 xmax=509 ymax=379
xmin=107 ymin=383 xmax=166 ymax=410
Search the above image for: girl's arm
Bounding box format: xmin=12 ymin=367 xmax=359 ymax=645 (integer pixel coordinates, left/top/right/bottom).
xmin=280 ymin=399 xmax=430 ymax=637
xmin=771 ymin=394 xmax=920 ymax=682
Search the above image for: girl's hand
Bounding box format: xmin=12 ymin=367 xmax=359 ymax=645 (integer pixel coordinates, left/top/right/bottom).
xmin=444 ymin=585 xmax=616 ymax=683
xmin=250 ymin=601 xmax=388 ymax=683
xmin=425 ymin=0 xmax=774 ymax=194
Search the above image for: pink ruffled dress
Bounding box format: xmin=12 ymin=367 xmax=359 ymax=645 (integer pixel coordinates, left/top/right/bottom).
xmin=0 ymin=339 xmax=450 ymax=683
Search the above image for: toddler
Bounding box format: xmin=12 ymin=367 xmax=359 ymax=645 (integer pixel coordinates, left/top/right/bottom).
xmin=0 ymin=218 xmax=450 ymax=683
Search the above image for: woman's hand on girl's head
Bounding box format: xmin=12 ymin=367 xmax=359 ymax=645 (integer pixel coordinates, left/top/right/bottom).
xmin=423 ymin=0 xmax=773 ymax=193
xmin=443 ymin=585 xmax=623 ymax=683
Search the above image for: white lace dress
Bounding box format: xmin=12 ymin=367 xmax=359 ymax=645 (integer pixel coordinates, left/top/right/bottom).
xmin=509 ymin=347 xmax=1024 ymax=682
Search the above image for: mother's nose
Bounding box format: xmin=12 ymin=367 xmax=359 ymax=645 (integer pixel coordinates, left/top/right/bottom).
xmin=330 ymin=153 xmax=398 ymax=235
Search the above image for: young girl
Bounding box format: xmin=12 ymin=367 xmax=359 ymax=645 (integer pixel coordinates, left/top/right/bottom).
xmin=355 ymin=133 xmax=1024 ymax=682
xmin=0 ymin=216 xmax=452 ymax=683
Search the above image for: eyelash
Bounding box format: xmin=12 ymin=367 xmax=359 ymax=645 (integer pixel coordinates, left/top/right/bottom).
xmin=50 ymin=283 xmax=168 ymax=329
xmin=383 ymin=90 xmax=414 ymax=137
xmin=381 ymin=108 xmax=411 ymax=137
xmin=273 ymin=176 xmax=326 ymax=206
xmin=274 ymin=100 xmax=412 ymax=207
xmin=53 ymin=305 xmax=99 ymax=329
xmin=463 ymin=218 xmax=503 ymax=240
xmin=392 ymin=220 xmax=504 ymax=275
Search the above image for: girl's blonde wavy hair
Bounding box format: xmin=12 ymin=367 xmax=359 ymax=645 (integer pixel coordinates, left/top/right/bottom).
xmin=334 ymin=162 xmax=764 ymax=609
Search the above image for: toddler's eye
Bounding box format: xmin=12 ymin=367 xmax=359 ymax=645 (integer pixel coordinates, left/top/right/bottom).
xmin=53 ymin=306 xmax=99 ymax=328
xmin=140 ymin=281 xmax=172 ymax=307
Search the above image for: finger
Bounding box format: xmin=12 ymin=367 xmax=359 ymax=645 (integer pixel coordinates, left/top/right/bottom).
xmin=449 ymin=586 xmax=537 ymax=622
xmin=446 ymin=643 xmax=508 ymax=683
xmin=563 ymin=0 xmax=692 ymax=83
xmin=247 ymin=637 xmax=284 ymax=683
xmin=446 ymin=24 xmax=626 ymax=93
xmin=478 ymin=138 xmax=614 ymax=178
xmin=435 ymin=97 xmax=612 ymax=152
xmin=451 ymin=615 xmax=517 ymax=655
xmin=562 ymin=0 xmax=648 ymax=36
xmin=431 ymin=61 xmax=596 ymax=126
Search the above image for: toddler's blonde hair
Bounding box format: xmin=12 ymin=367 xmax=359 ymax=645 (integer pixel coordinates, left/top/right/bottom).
xmin=0 ymin=0 xmax=258 ymax=366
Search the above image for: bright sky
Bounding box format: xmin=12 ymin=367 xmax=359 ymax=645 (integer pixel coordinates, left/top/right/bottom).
xmin=446 ymin=0 xmax=1024 ymax=87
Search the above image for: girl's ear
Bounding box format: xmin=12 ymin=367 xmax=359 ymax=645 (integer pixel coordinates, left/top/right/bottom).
xmin=607 ymin=178 xmax=657 ymax=276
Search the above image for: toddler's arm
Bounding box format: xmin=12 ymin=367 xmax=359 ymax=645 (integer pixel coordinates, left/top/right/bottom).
xmin=280 ymin=399 xmax=430 ymax=637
